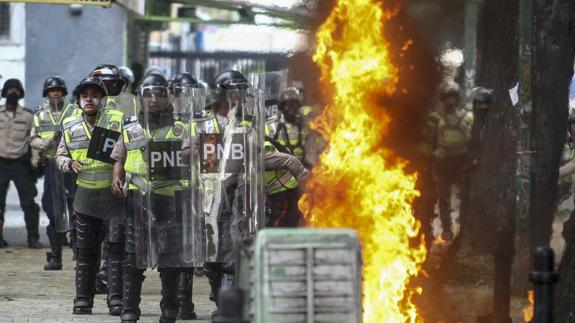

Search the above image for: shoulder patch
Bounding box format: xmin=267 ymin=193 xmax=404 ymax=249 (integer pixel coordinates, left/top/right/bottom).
xmin=109 ymin=121 xmax=120 ymax=132
xmin=173 ymin=123 xmax=184 ymax=136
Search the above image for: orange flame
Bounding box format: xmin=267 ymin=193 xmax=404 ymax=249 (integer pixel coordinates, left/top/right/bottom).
xmin=523 ymin=289 xmax=534 ymax=322
xmin=299 ymin=0 xmax=427 ymax=322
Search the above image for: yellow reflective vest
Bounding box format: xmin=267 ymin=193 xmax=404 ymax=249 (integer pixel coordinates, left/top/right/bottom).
xmin=264 ymin=124 xmax=298 ymax=194
xmin=34 ymin=102 xmax=80 ymax=158
xmin=124 ymin=120 xmax=187 ymax=196
xmin=62 ymin=109 xmax=124 ymax=189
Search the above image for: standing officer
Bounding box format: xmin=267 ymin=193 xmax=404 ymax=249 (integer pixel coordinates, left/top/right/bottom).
xmin=423 ymin=82 xmax=473 ymax=240
xmin=267 ymin=87 xmax=309 ymax=165
xmin=31 ymin=76 xmax=78 ymax=269
xmin=0 ymin=78 xmax=42 ymax=249
xmin=55 ymin=77 xmax=125 ymax=315
xmin=170 ymin=71 xmax=201 ymax=320
xmin=189 ymin=70 xmax=307 ymax=315
xmin=90 ymin=64 xmax=138 ymax=296
xmin=110 ymin=73 xmax=189 ymax=323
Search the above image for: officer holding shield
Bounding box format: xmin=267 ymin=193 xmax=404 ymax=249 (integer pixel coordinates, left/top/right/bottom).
xmin=31 ymin=76 xmax=79 ymax=270
xmin=110 ymin=73 xmax=190 ymax=323
xmin=187 ymin=70 xmax=307 ymax=314
xmin=55 ymin=77 xmax=125 ymax=315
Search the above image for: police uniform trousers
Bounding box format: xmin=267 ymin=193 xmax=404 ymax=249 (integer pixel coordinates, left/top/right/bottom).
xmin=0 ymin=156 xmax=40 ymax=244
xmin=42 ymin=161 xmax=72 ymax=264
xmin=266 ymin=188 xmax=302 ymax=228
xmin=433 ymin=153 xmax=468 ymax=237
xmin=73 ymin=187 xmax=125 ymax=314
xmin=121 ymin=190 xmax=180 ymax=323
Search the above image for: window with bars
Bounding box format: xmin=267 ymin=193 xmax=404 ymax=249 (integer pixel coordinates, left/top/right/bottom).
xmin=0 ymin=3 xmax=10 ymax=39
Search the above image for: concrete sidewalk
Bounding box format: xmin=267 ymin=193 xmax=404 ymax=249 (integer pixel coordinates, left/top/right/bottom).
xmin=0 ymin=181 xmax=215 ymax=323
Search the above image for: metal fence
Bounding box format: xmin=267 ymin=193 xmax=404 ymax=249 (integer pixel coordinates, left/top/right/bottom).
xmin=148 ymin=51 xmax=289 ymax=100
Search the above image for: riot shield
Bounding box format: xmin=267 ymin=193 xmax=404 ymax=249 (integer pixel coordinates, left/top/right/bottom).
xmin=187 ymin=87 xmax=265 ymax=264
xmin=105 ymin=92 xmax=140 ymax=118
xmin=46 ymin=159 xmax=73 ymax=232
xmin=171 ymin=85 xmax=204 ymax=122
xmin=133 ymin=82 xmax=194 ymax=268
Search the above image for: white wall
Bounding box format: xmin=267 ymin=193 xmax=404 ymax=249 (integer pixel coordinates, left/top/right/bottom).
xmin=0 ymin=3 xmax=26 ymax=104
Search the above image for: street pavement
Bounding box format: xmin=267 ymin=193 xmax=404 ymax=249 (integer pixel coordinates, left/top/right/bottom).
xmin=0 ymin=179 xmax=215 ymax=323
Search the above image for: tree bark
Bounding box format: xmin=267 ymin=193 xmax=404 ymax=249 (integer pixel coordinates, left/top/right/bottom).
xmin=462 ymin=0 xmax=519 ymax=255
xmin=539 ymin=0 xmax=575 ymax=320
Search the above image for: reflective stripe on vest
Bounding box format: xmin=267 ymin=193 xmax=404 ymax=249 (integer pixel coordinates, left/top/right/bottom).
xmin=34 ymin=103 xmax=78 ymax=157
xmin=263 ymin=141 xmax=298 ymax=194
xmin=63 ymin=109 xmax=124 ymax=189
xmin=274 ymin=122 xmax=305 ymax=161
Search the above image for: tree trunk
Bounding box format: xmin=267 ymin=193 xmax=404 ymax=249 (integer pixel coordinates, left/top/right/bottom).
xmin=531 ymin=0 xmax=575 ymax=250
xmin=462 ymin=0 xmax=519 ymax=255
xmin=539 ymin=0 xmax=575 ymax=320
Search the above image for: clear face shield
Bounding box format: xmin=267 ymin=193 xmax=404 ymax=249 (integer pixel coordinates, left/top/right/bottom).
xmin=139 ymin=85 xmax=172 ymax=130
xmin=171 ymin=85 xmax=197 ymax=121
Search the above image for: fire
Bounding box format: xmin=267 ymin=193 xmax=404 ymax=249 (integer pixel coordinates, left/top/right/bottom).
xmin=299 ymin=0 xmax=427 ymax=322
xmin=523 ymin=289 xmax=534 ymax=322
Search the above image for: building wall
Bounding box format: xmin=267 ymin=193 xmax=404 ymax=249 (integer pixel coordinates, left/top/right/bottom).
xmin=0 ymin=3 xmax=26 ymax=104
xmin=25 ymin=3 xmax=128 ymax=108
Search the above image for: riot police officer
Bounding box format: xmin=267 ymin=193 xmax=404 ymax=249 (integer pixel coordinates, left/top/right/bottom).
xmin=169 ymin=71 xmax=201 ymax=320
xmin=0 ymin=78 xmax=42 ymax=249
xmin=55 ymin=77 xmax=125 ymax=315
xmin=189 ymin=70 xmax=307 ymax=315
xmin=423 ymin=82 xmax=473 ymax=240
xmin=90 ymin=64 xmax=139 ymax=295
xmin=31 ymin=76 xmax=78 ymax=269
xmin=110 ymin=73 xmax=189 ymax=323
xmin=268 ymin=87 xmax=310 ymax=164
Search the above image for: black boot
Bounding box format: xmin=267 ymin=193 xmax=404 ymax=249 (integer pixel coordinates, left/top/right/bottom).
xmin=73 ymin=260 xmax=96 ymax=314
xmin=121 ymin=266 xmax=144 ymax=323
xmin=25 ymin=204 xmax=43 ymax=249
xmin=204 ymin=263 xmax=223 ymax=305
xmin=177 ymin=270 xmax=197 ymax=320
xmin=159 ymin=269 xmax=179 ymax=323
xmin=44 ymin=228 xmax=62 ymax=270
xmin=95 ymin=260 xmax=108 ymax=294
xmin=107 ymin=258 xmax=124 ymax=316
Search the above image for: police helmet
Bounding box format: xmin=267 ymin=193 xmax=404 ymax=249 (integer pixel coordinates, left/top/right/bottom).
xmin=143 ymin=66 xmax=165 ymax=79
xmin=279 ymin=87 xmax=302 ymax=104
xmin=139 ymin=73 xmax=169 ymax=93
xmin=118 ymin=66 xmax=135 ymax=85
xmin=89 ymin=64 xmax=125 ymax=96
xmin=42 ymin=76 xmax=68 ymax=97
xmin=212 ymin=70 xmax=249 ymax=90
xmin=439 ymin=82 xmax=462 ymax=101
xmin=1 ymin=78 xmax=25 ymax=98
xmin=73 ymin=77 xmax=108 ymax=104
xmin=170 ymin=72 xmax=199 ymax=94
xmin=473 ymin=87 xmax=493 ymax=105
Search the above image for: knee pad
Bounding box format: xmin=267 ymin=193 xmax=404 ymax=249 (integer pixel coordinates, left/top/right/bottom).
xmin=108 ymin=242 xmax=124 ymax=260
xmin=108 ymin=217 xmax=125 ymax=243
